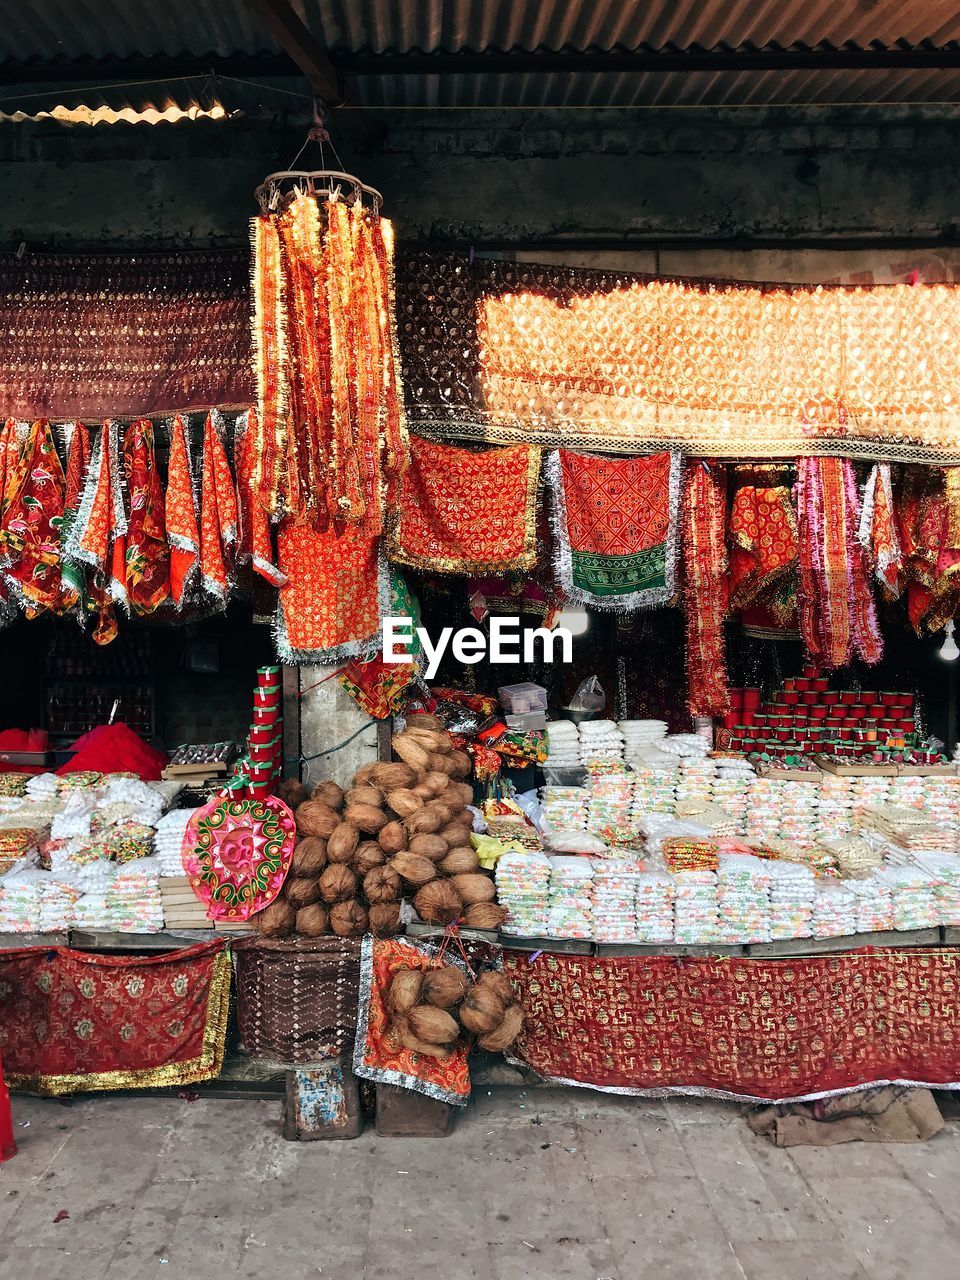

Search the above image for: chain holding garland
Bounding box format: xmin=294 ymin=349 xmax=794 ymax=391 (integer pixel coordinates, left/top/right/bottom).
xmin=250 ymin=168 xmax=407 ymax=535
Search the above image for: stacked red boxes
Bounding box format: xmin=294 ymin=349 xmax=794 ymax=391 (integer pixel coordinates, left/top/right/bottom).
xmin=247 ymin=666 xmax=283 ymax=797
xmin=721 ymin=666 xmax=915 ymax=760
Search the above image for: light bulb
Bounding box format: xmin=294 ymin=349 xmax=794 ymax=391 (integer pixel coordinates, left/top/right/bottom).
xmin=555 ymin=608 xmax=590 ymax=637
xmin=940 ymin=619 xmax=959 ymax=662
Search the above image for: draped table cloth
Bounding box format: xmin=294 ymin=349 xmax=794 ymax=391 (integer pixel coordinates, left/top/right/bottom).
xmin=0 ymin=939 xmax=231 ymax=1095
xmin=504 ymin=947 xmax=960 ymax=1103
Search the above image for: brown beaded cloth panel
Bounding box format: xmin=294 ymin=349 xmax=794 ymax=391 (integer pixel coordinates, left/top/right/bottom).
xmin=0 ymin=250 xmax=254 ymax=419
xmin=395 ymin=250 xmax=960 ymax=464
xmin=233 ymin=936 xmax=362 ymax=1065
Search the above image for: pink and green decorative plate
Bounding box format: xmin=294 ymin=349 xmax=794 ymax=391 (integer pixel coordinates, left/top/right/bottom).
xmin=182 ymin=795 xmax=296 ymax=920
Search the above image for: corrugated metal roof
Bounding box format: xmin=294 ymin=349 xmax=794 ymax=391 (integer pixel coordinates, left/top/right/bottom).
xmin=3 ymin=0 xmax=960 ymax=110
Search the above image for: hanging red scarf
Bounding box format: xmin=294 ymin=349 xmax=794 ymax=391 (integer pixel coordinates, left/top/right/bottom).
xmin=67 ymin=420 xmax=127 ymax=644
xmin=164 ymin=414 xmax=200 ymax=606
xmin=122 ymin=420 xmax=170 ymax=614
xmin=796 ymin=457 xmax=882 ymax=668
xmin=857 ymin=463 xmax=902 ymax=598
xmin=682 ymin=460 xmax=730 ymax=718
xmin=199 ymin=413 xmax=238 ymax=604
xmin=727 ymin=483 xmax=798 ymax=609
xmin=0 ymin=419 xmax=65 ymax=616
xmin=57 ymin=422 xmax=91 ymax=614
xmin=899 ymin=467 xmax=960 ymax=632
xmin=235 ymin=409 xmax=284 ymax=587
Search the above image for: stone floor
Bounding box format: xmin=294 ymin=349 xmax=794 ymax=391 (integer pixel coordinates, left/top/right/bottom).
xmin=1 ymin=1087 xmax=958 ymax=1280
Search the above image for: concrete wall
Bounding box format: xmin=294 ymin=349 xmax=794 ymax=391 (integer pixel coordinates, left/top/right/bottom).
xmin=4 ymin=105 xmax=960 ymax=256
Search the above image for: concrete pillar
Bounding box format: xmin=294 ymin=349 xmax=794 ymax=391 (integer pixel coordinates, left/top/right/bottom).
xmin=288 ymin=667 xmax=379 ymax=789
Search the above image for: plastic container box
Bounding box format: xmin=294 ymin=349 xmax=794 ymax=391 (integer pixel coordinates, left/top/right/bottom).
xmin=498 ymin=682 xmax=548 ymax=714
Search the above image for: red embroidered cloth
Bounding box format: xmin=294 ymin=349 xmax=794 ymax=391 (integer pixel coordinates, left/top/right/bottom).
xmin=122 ymin=420 xmax=170 ymax=614
xmin=0 ymin=939 xmax=230 ymax=1096
xmin=0 ymin=419 xmax=65 ymax=616
xmin=388 ymin=436 xmax=540 ymax=574
xmin=728 ymin=483 xmax=798 ymax=609
xmin=504 ymin=948 xmax=960 ymax=1102
xmin=682 ymin=460 xmax=730 ymax=717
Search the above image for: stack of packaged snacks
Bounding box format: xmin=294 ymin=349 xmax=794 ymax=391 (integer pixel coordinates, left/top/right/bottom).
xmin=546 ymin=856 xmax=594 ymax=939
xmin=811 ymin=880 xmax=858 ymax=938
xmin=541 ymin=786 xmax=589 ymax=831
xmin=914 ymin=852 xmax=960 ymax=924
xmin=767 ymin=859 xmax=816 ymax=939
xmin=878 ymin=864 xmax=940 ymax=930
xmin=673 ymin=870 xmax=719 ymax=944
xmin=634 ymin=869 xmax=675 ymax=942
xmin=591 ymin=858 xmax=645 ymax=943
xmin=577 ymin=720 xmax=624 ymax=768
xmin=847 ymin=876 xmax=895 ymax=933
xmin=544 ymin=720 xmax=580 ymax=767
xmin=716 ymin=852 xmax=772 ymax=944
xmin=631 ymin=761 xmax=678 ymax=816
xmin=587 ymin=771 xmax=634 ymax=834
xmin=495 ymin=850 xmax=552 ymax=936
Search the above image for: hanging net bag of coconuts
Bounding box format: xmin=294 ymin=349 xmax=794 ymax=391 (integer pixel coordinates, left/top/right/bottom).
xmin=250 ymin=714 xmax=508 ymax=941
xmin=352 ymin=934 xmax=525 ymax=1106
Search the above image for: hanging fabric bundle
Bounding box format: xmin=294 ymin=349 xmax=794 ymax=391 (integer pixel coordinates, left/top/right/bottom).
xmin=58 ymin=423 xmax=91 ymax=614
xmin=795 ymin=457 xmax=882 ymax=668
xmin=164 ymin=414 xmax=200 ymax=607
xmin=234 ymin=409 xmax=285 ymax=587
xmin=250 ymin=186 xmax=407 ymax=530
xmin=66 ymin=419 xmax=127 ymax=644
xmin=0 ymin=419 xmax=66 ymax=616
xmin=198 ymin=412 xmax=238 ymax=605
xmin=857 ymin=463 xmax=903 ymax=597
xmin=898 ymin=466 xmax=960 ymax=632
xmin=122 ymin=420 xmax=170 ymax=615
xmin=727 ymin=482 xmax=798 ymax=610
xmin=681 ymin=460 xmax=730 ymax=717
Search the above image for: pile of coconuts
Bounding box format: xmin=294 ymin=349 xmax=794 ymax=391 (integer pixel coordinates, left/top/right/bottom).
xmin=252 ymin=715 xmax=508 ymax=939
xmin=385 ymin=964 xmax=524 ymax=1059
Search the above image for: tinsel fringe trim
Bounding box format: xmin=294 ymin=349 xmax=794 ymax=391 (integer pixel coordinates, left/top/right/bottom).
xmin=272 ymin=542 xmax=391 ymax=665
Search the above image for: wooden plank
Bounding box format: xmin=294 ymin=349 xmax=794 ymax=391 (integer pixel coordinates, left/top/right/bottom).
xmin=245 ymin=0 xmax=342 ymax=104
xmin=746 ymin=928 xmax=941 ymax=958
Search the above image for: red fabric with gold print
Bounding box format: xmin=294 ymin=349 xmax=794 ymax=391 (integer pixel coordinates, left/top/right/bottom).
xmin=122 ymin=420 xmax=170 ymax=614
xmin=0 ymin=940 xmax=231 ymax=1096
xmin=505 ymin=948 xmax=960 ymax=1101
xmin=0 ymin=419 xmax=65 ymax=616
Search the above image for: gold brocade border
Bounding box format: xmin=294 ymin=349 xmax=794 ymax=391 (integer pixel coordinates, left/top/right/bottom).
xmin=7 ymin=949 xmax=233 ymax=1098
xmin=409 ymin=415 xmax=960 ymax=467
xmin=387 ymin=441 xmax=542 ymax=574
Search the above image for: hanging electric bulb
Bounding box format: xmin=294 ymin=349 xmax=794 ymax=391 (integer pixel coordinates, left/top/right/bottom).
xmin=939 ymin=619 xmax=959 ymax=662
xmin=555 ymin=607 xmax=590 ymax=637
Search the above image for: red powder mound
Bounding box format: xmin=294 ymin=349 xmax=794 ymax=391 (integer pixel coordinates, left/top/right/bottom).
xmin=57 ymin=722 xmax=168 ymax=782
xmin=0 ymin=727 xmax=50 ymax=773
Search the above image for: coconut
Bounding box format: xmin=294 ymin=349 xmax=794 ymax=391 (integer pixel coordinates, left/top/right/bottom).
xmin=377 ymin=820 xmax=407 ymax=854
xmin=413 ymin=880 xmax=462 ymax=925
xmin=296 ymin=903 xmax=330 ymax=937
xmin=284 ymin=876 xmax=322 ymax=908
xmin=311 ymin=781 xmax=345 ymax=810
xmin=478 ymin=1004 xmax=524 ymax=1052
xmin=450 ymin=872 xmax=496 ymax=905
xmin=346 ymin=784 xmax=383 ymax=808
xmin=405 ymin=726 xmax=449 ymax=753
xmin=252 ymin=897 xmax=295 ymax=938
xmin=344 ymin=803 xmax=388 ymax=834
xmin=392 ymin=734 xmax=431 ymax=771
xmin=369 ymin=761 xmax=418 ymax=790
xmin=277 ymin=779 xmax=310 ymax=810
xmin=327 ymin=821 xmax=360 ymax=863
xmin=390 ymin=852 xmax=437 ymax=887
xmin=405 ymin=808 xmax=443 ymax=835
xmin=408 ymin=1004 xmax=460 ymax=1045
xmin=424 ymin=770 xmax=451 ymax=794
xmin=459 ymin=987 xmax=505 ymax=1034
xmin=438 ymin=821 xmax=472 ymax=845
xmin=319 ymin=863 xmax=357 ymax=904
xmin=429 ymin=752 xmax=453 ymax=775
xmin=405 ymin=712 xmax=445 ymax=732
xmin=363 ymin=865 xmax=402 ymax=904
xmin=453 ymin=783 xmax=474 ymax=806
xmin=386 ymin=787 xmax=421 ymax=818
xmin=422 ymin=967 xmax=469 ymax=1009
xmin=397 ymin=1024 xmax=452 ymax=1060
xmin=476 ymin=970 xmax=515 ymax=1005
xmin=408 ymin=833 xmax=447 ymax=861
xmin=448 ymin=750 xmax=472 ymax=779
xmin=291 ymin=835 xmax=327 ymax=876
xmin=412 ymin=782 xmax=436 ymax=802
xmin=461 ymin=902 xmax=509 ymax=930
xmin=295 ymin=800 xmax=340 ymax=839
xmin=352 ymin=763 xmax=379 ymax=787
xmin=368 ymin=902 xmax=402 ymax=937
xmin=424 ymin=799 xmax=459 ymax=826
xmin=440 ymin=846 xmax=481 ymax=875
xmin=386 ymin=968 xmax=423 ymax=1015
xmin=353 ymin=841 xmax=387 ymax=875
xmin=329 ymin=899 xmax=368 ymax=938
